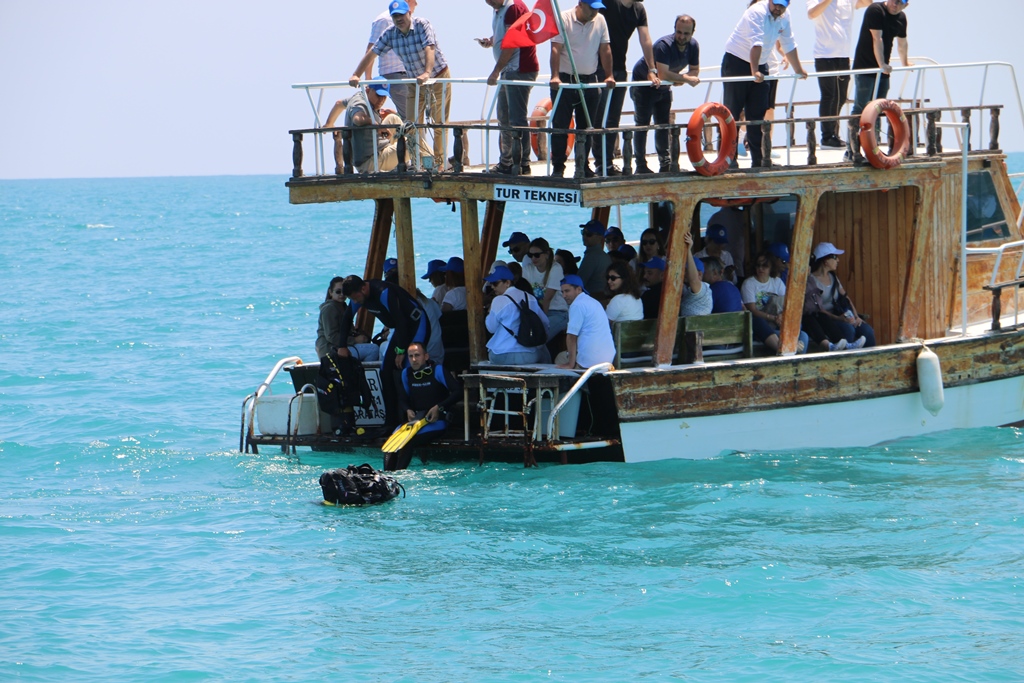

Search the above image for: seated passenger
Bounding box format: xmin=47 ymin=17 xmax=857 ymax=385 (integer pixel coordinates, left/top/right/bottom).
xmin=557 ymin=275 xmax=616 ymax=369
xmin=639 ymin=256 xmax=665 ymax=319
xmin=441 ymin=257 xmax=467 ymax=312
xmin=638 ymin=227 xmax=665 ymax=265
xmin=522 ymin=238 xmax=569 ymax=338
xmin=555 ymin=249 xmax=581 ymax=276
xmin=323 ymin=84 xmax=428 ymax=174
xmin=387 ymin=342 xmax=461 ymax=471
xmin=695 ymin=224 xmax=737 ymax=284
xmin=679 ymin=232 xmax=713 ymax=317
xmin=484 ymin=265 xmax=550 ymax=365
xmin=703 ymin=257 xmax=744 ymax=313
xmin=766 ymin=241 xmax=790 ymax=283
xmin=802 ymin=242 xmax=876 ymax=352
xmin=609 ymin=244 xmax=638 ymax=271
xmin=604 ymin=262 xmax=644 ymax=323
xmin=741 ymin=253 xmax=809 ymax=354
xmin=421 ymin=259 xmax=448 ymax=306
xmin=604 ymin=226 xmax=625 ymax=253
xmin=315 ymin=276 xmax=380 ymax=362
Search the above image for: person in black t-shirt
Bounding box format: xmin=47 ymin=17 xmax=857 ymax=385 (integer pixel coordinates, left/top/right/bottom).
xmin=629 ymin=15 xmax=700 ymax=173
xmin=847 ymin=0 xmax=910 ymax=162
xmin=593 ymin=0 xmax=659 ymax=176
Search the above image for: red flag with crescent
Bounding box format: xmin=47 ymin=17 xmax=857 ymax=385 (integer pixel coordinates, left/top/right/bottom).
xmin=500 ymin=0 xmax=560 ymax=49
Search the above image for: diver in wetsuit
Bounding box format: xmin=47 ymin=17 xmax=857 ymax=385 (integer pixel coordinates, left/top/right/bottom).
xmin=342 ymin=275 xmax=432 ymax=430
xmin=388 ymin=342 xmax=461 ymax=471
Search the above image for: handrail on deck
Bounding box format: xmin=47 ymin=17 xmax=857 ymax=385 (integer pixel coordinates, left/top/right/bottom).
xmin=240 ymin=356 xmax=303 ymax=453
xmin=546 ymin=363 xmax=612 ymax=445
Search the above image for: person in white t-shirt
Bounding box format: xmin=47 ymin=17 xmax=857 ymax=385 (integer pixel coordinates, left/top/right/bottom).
xmin=741 ymin=251 xmax=808 ymax=353
xmin=603 ymin=261 xmax=643 ymax=322
xmin=421 ymin=259 xmax=448 ymax=306
xmin=807 ymin=0 xmax=871 ymax=147
xmin=484 ymin=265 xmax=550 ymax=364
xmin=441 ymin=256 xmax=467 ymax=312
xmin=521 ymin=237 xmax=569 ymax=337
xmin=558 ymin=275 xmax=616 ymax=369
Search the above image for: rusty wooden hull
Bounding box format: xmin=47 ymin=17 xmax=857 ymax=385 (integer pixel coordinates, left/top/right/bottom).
xmin=608 ymin=329 xmax=1024 ymax=461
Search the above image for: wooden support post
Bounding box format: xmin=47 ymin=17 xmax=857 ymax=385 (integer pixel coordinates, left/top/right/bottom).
xmin=989 ymin=108 xmax=1001 ymax=151
xmin=453 ymin=128 xmax=465 ymax=174
xmin=961 ymin=109 xmax=972 ymax=151
xmin=897 ymin=184 xmax=935 ymax=341
xmin=683 ymin=331 xmax=704 ymax=365
xmin=357 ymin=199 xmax=395 ymax=335
xmin=786 ymin=107 xmax=796 ymax=147
xmin=396 ymin=133 xmax=408 ymax=173
xmin=574 ymin=136 xmax=587 ymax=179
xmin=926 ymin=111 xmax=938 ymax=156
xmin=670 ymin=127 xmax=681 ymax=173
xmin=654 ymin=197 xmax=700 ymax=365
xmin=779 ymin=188 xmax=824 ymax=355
xmin=480 ymin=200 xmax=505 ymax=275
xmin=806 ymin=121 xmax=817 ymax=166
xmin=592 ymin=206 xmax=611 ymax=228
xmin=990 ymin=288 xmax=1003 ymax=332
xmin=460 ymin=200 xmax=486 ymax=364
xmin=394 ymin=198 xmax=417 ymax=298
xmin=621 ymin=130 xmax=633 ymax=176
xmin=341 ymin=130 xmax=353 ymax=175
xmin=291 ymin=132 xmax=303 ymax=178
xmin=761 ymin=123 xmax=773 ymax=168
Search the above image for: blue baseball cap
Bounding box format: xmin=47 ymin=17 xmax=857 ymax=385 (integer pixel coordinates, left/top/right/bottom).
xmin=693 ymin=257 xmax=706 ymax=274
xmin=582 ymin=0 xmax=606 ymax=8
xmin=560 ymin=274 xmax=586 ymax=290
xmin=767 ymin=242 xmax=790 ymax=263
xmin=421 ymin=259 xmax=446 ymax=279
xmin=616 ymin=244 xmax=638 ymax=260
xmin=389 ymin=0 xmax=411 ymax=16
xmin=604 ymin=226 xmax=624 ymax=240
xmin=772 ymin=0 xmax=790 ymax=7
xmin=383 ymin=257 xmax=398 ymax=274
xmin=484 ymin=265 xmax=515 ymax=282
xmin=369 ymin=83 xmax=390 ymax=98
xmin=706 ymin=224 xmax=729 ymax=244
xmin=502 ymin=231 xmax=530 ymax=247
xmin=580 ymin=219 xmax=605 ymax=235
xmin=639 ymin=257 xmax=666 ymax=271
xmin=446 ymin=256 xmax=464 ymax=273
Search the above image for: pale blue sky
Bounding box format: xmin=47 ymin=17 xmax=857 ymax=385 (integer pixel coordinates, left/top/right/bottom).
xmin=1 ymin=0 xmax=1021 ymax=179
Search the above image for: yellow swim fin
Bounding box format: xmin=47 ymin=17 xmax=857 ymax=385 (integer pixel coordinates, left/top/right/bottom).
xmin=381 ymin=418 xmax=429 ymax=454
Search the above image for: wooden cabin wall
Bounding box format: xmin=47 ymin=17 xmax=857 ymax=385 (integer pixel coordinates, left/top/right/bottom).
xmin=814 ymin=186 xmax=921 ymax=345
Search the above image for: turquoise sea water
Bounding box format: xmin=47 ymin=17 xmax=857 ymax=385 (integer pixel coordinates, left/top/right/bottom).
xmin=2 ymin=157 xmax=1024 ymax=681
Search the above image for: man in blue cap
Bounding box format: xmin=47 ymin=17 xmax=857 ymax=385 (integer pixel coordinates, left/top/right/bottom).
xmin=604 ymin=226 xmax=625 ymax=253
xmin=502 ymin=231 xmax=531 ymax=263
xmin=721 ymin=0 xmax=807 ymax=168
xmin=557 ymin=274 xmax=616 ymax=368
xmin=639 ymin=255 xmax=665 ymax=319
xmin=325 ymin=82 xmax=392 ymax=174
xmin=484 ymin=265 xmax=550 ymax=365
xmin=694 ymin=223 xmax=737 ymax=284
xmin=422 ymin=258 xmax=448 ymax=304
xmin=351 ymin=0 xmax=453 ymax=171
xmin=578 ymin=219 xmax=613 ymax=294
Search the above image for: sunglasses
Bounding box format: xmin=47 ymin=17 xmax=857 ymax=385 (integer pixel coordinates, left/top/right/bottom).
xmin=528 ymin=252 xmax=544 ymax=258
xmin=413 ymin=366 xmax=433 ymax=379
xmin=641 ymin=239 xmax=658 ymax=245
xmin=331 ymin=288 xmax=345 ymax=295
xmin=756 ymin=262 xmax=770 ymax=269
xmin=607 ymin=275 xmax=621 ymax=281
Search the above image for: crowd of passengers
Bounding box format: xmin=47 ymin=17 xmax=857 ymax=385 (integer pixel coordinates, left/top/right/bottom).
xmin=315 ymin=215 xmax=876 ymax=435
xmin=333 ymin=0 xmax=911 ymax=174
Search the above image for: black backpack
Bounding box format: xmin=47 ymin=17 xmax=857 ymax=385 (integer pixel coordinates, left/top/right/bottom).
xmin=502 ymin=294 xmax=547 ymax=347
xmin=319 ymin=464 xmax=405 ymax=506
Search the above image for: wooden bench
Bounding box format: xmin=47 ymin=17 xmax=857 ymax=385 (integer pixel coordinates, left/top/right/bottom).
xmin=613 ymin=311 xmax=753 ymax=368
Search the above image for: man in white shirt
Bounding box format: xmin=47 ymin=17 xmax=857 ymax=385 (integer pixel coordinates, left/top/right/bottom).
xmin=484 ymin=265 xmax=550 ymax=364
xmin=557 ymin=275 xmax=615 ymax=368
xmin=549 ymin=0 xmax=615 ymax=178
xmin=807 ymin=0 xmax=871 ymax=148
xmin=721 ymin=0 xmax=807 ymax=168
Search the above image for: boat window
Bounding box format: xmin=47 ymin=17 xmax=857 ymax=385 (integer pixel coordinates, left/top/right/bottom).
xmin=966 ymin=171 xmax=1010 ymax=243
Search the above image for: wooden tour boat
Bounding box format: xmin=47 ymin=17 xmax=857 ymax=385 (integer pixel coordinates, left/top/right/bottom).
xmin=241 ymin=59 xmax=1024 ymax=466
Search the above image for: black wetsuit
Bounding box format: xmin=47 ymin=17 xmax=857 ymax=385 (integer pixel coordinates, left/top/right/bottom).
xmin=388 ymin=360 xmax=461 ymax=470
xmin=354 ymin=280 xmax=432 ymax=430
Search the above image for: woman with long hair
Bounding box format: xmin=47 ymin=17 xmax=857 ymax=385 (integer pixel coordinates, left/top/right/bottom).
xmin=521 ymin=237 xmax=569 ymax=337
xmin=315 ymin=276 xmax=379 ymax=361
xmin=802 ymin=242 xmax=875 ymax=352
xmin=603 ymin=261 xmax=643 ymax=322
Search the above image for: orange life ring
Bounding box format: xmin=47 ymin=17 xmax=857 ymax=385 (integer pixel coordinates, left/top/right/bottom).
xmin=686 ymin=102 xmax=737 ymax=177
xmin=529 ymin=98 xmax=574 ymax=160
xmin=858 ymin=99 xmax=910 ymax=170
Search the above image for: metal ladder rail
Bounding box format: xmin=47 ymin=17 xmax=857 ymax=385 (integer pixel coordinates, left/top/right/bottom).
xmin=546 ymin=363 xmax=613 ymax=446
xmin=239 ymin=355 xmax=303 ymax=453
xmin=284 ymin=383 xmax=317 ymax=456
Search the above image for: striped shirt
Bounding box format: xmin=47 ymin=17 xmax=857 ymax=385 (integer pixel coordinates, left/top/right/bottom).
xmin=373 ymin=17 xmax=448 ymax=78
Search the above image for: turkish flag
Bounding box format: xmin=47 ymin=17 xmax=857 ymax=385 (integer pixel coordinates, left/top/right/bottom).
xmin=501 ymin=0 xmax=560 ymax=49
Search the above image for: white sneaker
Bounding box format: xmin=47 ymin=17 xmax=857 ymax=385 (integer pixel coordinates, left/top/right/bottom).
xmin=828 ymin=339 xmax=848 ymax=352
xmin=850 ymin=336 xmax=867 ymax=350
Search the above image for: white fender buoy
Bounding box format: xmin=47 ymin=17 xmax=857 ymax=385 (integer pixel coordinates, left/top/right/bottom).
xmin=916 ymin=346 xmax=945 ymax=416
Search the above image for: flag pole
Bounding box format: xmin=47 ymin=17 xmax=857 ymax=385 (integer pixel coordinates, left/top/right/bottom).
xmin=549 ymin=0 xmax=593 ymax=129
